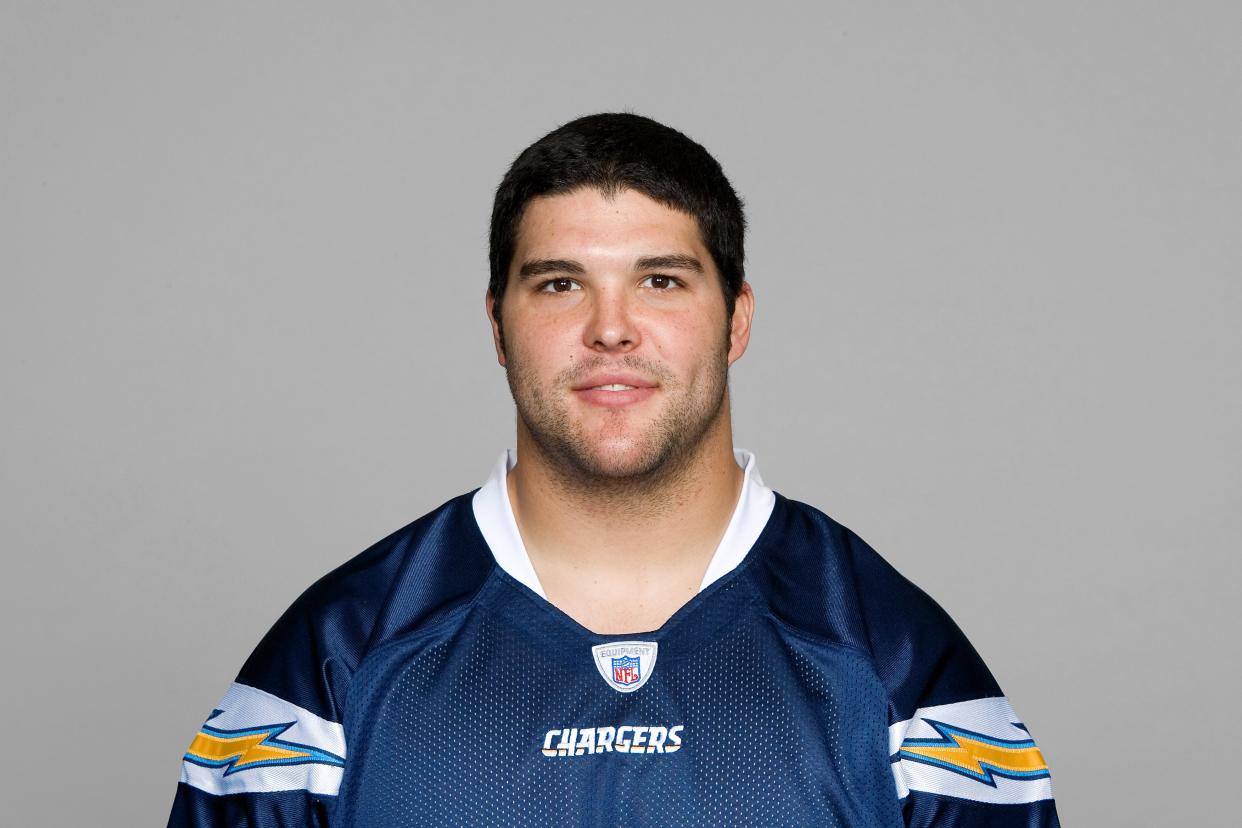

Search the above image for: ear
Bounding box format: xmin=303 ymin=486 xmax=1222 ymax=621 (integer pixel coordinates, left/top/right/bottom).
xmin=726 ymin=280 xmax=754 ymax=366
xmin=485 ymin=290 xmax=507 ymax=366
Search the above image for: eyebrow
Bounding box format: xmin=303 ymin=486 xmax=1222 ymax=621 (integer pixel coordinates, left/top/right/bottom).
xmin=635 ymin=254 xmax=704 ymax=273
xmin=518 ymin=258 xmax=586 ymax=280
xmin=517 ymin=254 xmax=704 ymax=281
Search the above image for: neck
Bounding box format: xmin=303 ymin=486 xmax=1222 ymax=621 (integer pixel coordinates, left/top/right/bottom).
xmin=506 ymin=402 xmax=744 ymax=623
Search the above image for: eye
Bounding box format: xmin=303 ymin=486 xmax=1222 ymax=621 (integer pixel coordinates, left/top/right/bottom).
xmin=539 ymin=278 xmax=581 ymax=293
xmin=641 ymin=274 xmax=681 ymax=290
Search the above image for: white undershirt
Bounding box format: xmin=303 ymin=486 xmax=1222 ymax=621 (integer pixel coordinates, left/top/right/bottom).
xmin=470 ymin=448 xmax=776 ymax=598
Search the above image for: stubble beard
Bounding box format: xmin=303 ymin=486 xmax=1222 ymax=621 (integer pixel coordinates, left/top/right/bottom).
xmin=504 ymin=345 xmax=731 ymax=505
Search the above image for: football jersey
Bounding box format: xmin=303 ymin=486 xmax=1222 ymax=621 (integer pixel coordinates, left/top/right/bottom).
xmin=168 ymin=449 xmax=1059 ymax=827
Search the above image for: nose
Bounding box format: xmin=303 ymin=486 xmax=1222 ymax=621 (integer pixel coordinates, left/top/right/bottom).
xmin=583 ymin=285 xmax=640 ymax=353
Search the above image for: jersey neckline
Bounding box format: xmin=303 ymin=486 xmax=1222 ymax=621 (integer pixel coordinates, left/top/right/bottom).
xmin=470 ymin=447 xmax=777 ymax=599
xmin=471 ymin=492 xmax=791 ymax=658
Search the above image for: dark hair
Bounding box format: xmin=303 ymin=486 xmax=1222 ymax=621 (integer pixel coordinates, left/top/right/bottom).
xmin=488 ymin=113 xmax=746 ymax=336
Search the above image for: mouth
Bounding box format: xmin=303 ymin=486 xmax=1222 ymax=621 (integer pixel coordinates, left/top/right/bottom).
xmin=571 ymin=374 xmax=658 ymax=408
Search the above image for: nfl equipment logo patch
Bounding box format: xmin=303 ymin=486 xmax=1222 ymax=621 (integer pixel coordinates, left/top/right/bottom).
xmin=591 ymin=641 xmax=658 ymax=693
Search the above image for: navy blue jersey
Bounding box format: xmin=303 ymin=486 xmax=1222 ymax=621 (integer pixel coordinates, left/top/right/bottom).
xmin=169 ymin=451 xmax=1059 ymax=826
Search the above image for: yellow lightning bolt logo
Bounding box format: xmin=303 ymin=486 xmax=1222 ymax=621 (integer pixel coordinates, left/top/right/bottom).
xmin=185 ymin=720 xmax=345 ymax=776
xmin=899 ymin=720 xmax=1049 ymax=786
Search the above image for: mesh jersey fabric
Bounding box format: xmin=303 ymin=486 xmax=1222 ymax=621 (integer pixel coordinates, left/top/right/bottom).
xmin=169 ymin=465 xmax=1059 ymax=826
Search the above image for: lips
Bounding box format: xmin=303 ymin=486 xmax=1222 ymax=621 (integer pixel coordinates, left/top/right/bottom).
xmin=571 ymin=372 xmax=658 ymax=408
xmin=571 ymin=373 xmax=657 ymax=392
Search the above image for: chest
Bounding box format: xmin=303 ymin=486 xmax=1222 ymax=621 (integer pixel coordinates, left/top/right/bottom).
xmin=334 ymin=602 xmax=901 ymax=827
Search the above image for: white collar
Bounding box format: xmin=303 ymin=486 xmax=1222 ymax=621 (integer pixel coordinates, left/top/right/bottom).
xmin=471 ymin=448 xmax=776 ymax=598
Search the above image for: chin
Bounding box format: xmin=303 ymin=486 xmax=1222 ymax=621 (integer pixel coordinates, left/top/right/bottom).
xmin=572 ymin=435 xmax=669 ymax=479
xmin=578 ymin=444 xmax=655 ymax=476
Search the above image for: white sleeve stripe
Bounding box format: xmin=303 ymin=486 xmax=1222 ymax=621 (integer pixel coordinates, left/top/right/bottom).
xmin=179 ymin=682 xmax=346 ymax=796
xmin=891 ymin=757 xmax=911 ymax=801
xmin=889 ymin=696 xmax=1054 ymax=805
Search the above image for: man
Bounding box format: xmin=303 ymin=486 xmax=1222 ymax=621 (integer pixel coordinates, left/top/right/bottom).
xmin=168 ymin=113 xmax=1060 ymax=826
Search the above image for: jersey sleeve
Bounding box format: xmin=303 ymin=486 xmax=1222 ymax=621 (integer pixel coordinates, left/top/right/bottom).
xmin=167 ymin=683 xmax=344 ymax=826
xmin=847 ymin=530 xmax=1061 ymax=827
xmin=166 ymin=562 xmax=375 ymax=827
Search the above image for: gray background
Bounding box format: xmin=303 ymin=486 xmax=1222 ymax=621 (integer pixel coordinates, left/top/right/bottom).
xmin=3 ymin=2 xmax=1238 ymax=825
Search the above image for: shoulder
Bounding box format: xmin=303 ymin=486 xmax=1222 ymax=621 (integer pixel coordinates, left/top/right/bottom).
xmin=234 ymin=490 xmax=497 ymax=720
xmin=748 ymin=494 xmax=1001 ymax=715
xmin=747 ymin=495 xmax=1058 ymax=816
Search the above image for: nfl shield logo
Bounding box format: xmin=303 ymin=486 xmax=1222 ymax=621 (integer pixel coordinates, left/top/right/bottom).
xmin=611 ymin=655 xmax=641 ymax=686
xmin=591 ymin=641 xmax=658 ymax=693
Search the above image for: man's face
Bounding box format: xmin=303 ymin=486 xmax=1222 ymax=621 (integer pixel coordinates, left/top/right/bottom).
xmin=487 ymin=186 xmax=753 ymax=481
